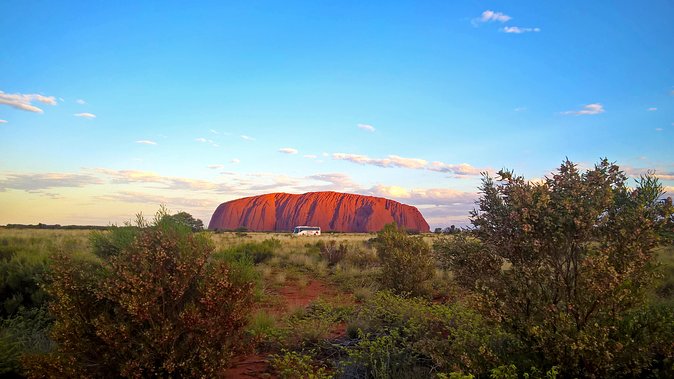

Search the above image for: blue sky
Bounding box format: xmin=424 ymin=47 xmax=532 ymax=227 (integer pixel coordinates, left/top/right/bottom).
xmin=1 ymin=1 xmax=673 ymax=228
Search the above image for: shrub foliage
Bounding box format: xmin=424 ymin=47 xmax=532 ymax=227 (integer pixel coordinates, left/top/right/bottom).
xmin=24 ymin=210 xmax=254 ymax=378
xmin=460 ymin=158 xmax=674 ymax=377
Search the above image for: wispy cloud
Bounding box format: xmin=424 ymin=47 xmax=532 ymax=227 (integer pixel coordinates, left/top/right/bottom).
xmin=74 ymin=112 xmax=96 ymax=119
xmin=333 ymin=153 xmax=428 ymax=169
xmin=0 ymin=91 xmax=58 ymax=113
xmin=475 ymin=10 xmax=511 ymax=24
xmin=75 ymin=99 xmax=86 ymax=105
xmin=304 ymin=154 xmax=317 ymax=159
xmin=135 ymin=140 xmax=157 ymax=145
xmin=0 ymin=119 xmax=7 ymax=124
xmin=427 ymin=162 xmax=484 ymax=177
xmin=655 ymin=128 xmax=663 ymax=132
xmin=647 ymin=107 xmax=657 ymax=111
xmin=562 ymin=103 xmax=605 ymax=116
xmin=357 ymin=123 xmax=376 ymax=132
xmin=195 ymin=137 xmax=219 ymax=147
xmin=240 ymin=135 xmax=255 ymax=141
xmin=514 ymin=107 xmax=527 ymax=112
xmin=279 ymin=147 xmax=298 ymax=154
xmin=0 ymin=172 xmax=103 ymax=192
xmin=207 ymin=164 xmax=225 ymax=169
xmin=231 ymin=158 xmax=240 ymax=164
xmin=622 ymin=166 xmax=674 ymax=181
xmin=332 ymin=152 xmax=484 ymax=177
xmin=502 ymin=26 xmax=540 ymax=34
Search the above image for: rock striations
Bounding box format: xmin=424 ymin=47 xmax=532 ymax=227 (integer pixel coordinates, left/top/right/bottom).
xmin=208 ymin=191 xmax=429 ymax=233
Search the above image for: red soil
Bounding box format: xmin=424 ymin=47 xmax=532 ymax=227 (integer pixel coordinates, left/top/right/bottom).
xmin=224 ymin=278 xmax=347 ymax=378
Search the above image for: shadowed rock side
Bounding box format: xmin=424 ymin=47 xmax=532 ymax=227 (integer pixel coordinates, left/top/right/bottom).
xmin=208 ymin=191 xmax=430 ymax=233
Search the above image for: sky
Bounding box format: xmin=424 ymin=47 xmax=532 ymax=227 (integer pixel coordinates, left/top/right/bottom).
xmin=1 ymin=1 xmax=673 ymax=229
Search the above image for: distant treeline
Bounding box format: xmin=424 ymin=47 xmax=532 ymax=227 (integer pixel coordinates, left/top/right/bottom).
xmin=2 ymin=223 xmax=111 ymax=230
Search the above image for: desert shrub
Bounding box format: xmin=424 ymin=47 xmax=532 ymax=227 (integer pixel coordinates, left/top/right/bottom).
xmin=344 ymin=291 xmax=514 ymax=377
xmin=372 ymin=224 xmax=435 ymax=297
xmin=344 ymin=328 xmax=423 ymax=379
xmin=215 ymin=238 xmax=280 ymax=264
xmin=24 ymin=209 xmax=254 ymax=378
xmin=320 ymin=240 xmax=348 ymax=266
xmin=285 ymin=299 xmax=351 ymax=349
xmin=465 ymin=159 xmax=674 ymax=377
xmin=0 ymin=237 xmax=52 ymax=317
xmin=0 ymin=306 xmax=53 ymax=376
xmin=433 ymin=234 xmax=500 ymax=289
xmin=270 ymin=349 xmax=331 ymax=379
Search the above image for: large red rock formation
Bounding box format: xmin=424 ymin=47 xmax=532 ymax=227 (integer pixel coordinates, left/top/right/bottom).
xmin=208 ymin=191 xmax=430 ymax=233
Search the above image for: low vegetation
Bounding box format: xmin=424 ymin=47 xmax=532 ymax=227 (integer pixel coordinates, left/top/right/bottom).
xmin=0 ymin=158 xmax=672 ymax=378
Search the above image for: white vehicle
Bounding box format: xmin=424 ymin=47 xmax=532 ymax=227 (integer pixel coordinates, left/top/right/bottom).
xmin=292 ymin=226 xmax=321 ymax=236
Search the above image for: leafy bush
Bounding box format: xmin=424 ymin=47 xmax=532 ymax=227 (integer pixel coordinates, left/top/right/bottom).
xmin=24 ymin=210 xmax=254 ymax=378
xmin=372 ymin=224 xmax=435 ymax=297
xmin=433 ymin=234 xmax=500 ymax=289
xmin=215 ymin=238 xmax=281 ymax=264
xmin=270 ymin=349 xmax=331 ymax=379
xmin=0 ymin=237 xmax=52 ymax=317
xmin=466 ymin=159 xmax=674 ymax=377
xmin=344 ymin=291 xmax=515 ymax=377
xmin=0 ymin=306 xmax=53 ymax=375
xmin=319 ymin=240 xmax=348 ymax=266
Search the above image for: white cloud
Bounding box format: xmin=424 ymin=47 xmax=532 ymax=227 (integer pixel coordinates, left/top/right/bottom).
xmin=562 ymin=103 xmax=605 ymax=116
xmin=655 ymin=128 xmax=663 ymax=132
xmin=0 ymin=172 xmax=103 ymax=191
xmin=303 ymin=154 xmax=317 ymax=159
xmin=502 ymin=26 xmax=540 ymax=34
xmin=74 ymin=112 xmax=96 ymax=118
xmin=209 ymin=129 xmax=219 ymax=134
xmin=279 ymin=147 xmax=299 ymax=154
xmin=622 ymin=166 xmax=674 ymax=181
xmin=75 ymin=99 xmax=86 ymax=105
xmin=514 ymin=107 xmax=527 ymax=112
xmin=195 ymin=137 xmax=219 ymax=147
xmin=230 ymin=158 xmax=240 ymax=164
xmin=0 ymin=91 xmax=58 ymax=113
xmin=357 ymin=123 xmax=376 ymax=132
xmin=240 ymin=135 xmax=255 ymax=141
xmin=135 ymin=140 xmax=157 ymax=145
xmin=647 ymin=107 xmax=657 ymax=111
xmin=332 ymin=152 xmax=484 ymax=176
xmin=0 ymin=119 xmax=7 ymax=124
xmin=427 ymin=162 xmax=484 ymax=177
xmin=333 ymin=153 xmax=428 ymax=169
xmin=207 ymin=164 xmax=224 ymax=169
xmin=477 ymin=10 xmax=511 ymax=23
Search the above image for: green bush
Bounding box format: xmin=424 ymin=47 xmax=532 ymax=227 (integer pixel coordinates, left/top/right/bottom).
xmin=344 ymin=291 xmax=515 ymax=377
xmin=467 ymin=159 xmax=674 ymax=377
xmin=24 ymin=209 xmax=254 ymax=378
xmin=0 ymin=237 xmax=53 ymax=317
xmin=215 ymin=238 xmax=281 ymax=264
xmin=0 ymin=306 xmax=53 ymax=375
xmin=372 ymin=224 xmax=435 ymax=297
xmin=270 ymin=349 xmax=331 ymax=379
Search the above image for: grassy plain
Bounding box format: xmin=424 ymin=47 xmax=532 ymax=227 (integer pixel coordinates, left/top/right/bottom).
xmin=1 ymin=227 xmax=673 ymax=377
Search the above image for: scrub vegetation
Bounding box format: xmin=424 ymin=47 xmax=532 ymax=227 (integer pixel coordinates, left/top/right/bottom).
xmin=0 ymin=159 xmax=672 ymax=378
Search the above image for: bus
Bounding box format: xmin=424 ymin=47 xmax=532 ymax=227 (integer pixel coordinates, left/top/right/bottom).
xmin=292 ymin=226 xmax=321 ymax=236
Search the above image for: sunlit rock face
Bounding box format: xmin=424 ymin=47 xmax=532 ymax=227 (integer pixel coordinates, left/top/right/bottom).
xmin=208 ymin=191 xmax=430 ymax=233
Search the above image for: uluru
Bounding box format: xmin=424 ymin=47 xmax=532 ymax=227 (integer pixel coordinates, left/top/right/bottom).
xmin=208 ymin=191 xmax=430 ymax=233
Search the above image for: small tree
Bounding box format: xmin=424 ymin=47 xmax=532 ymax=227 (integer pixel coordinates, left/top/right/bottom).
xmin=163 ymin=211 xmax=204 ymax=232
xmin=464 ymin=158 xmax=673 ymax=377
xmin=25 ymin=209 xmax=253 ymax=377
xmin=372 ymin=224 xmax=435 ymax=297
